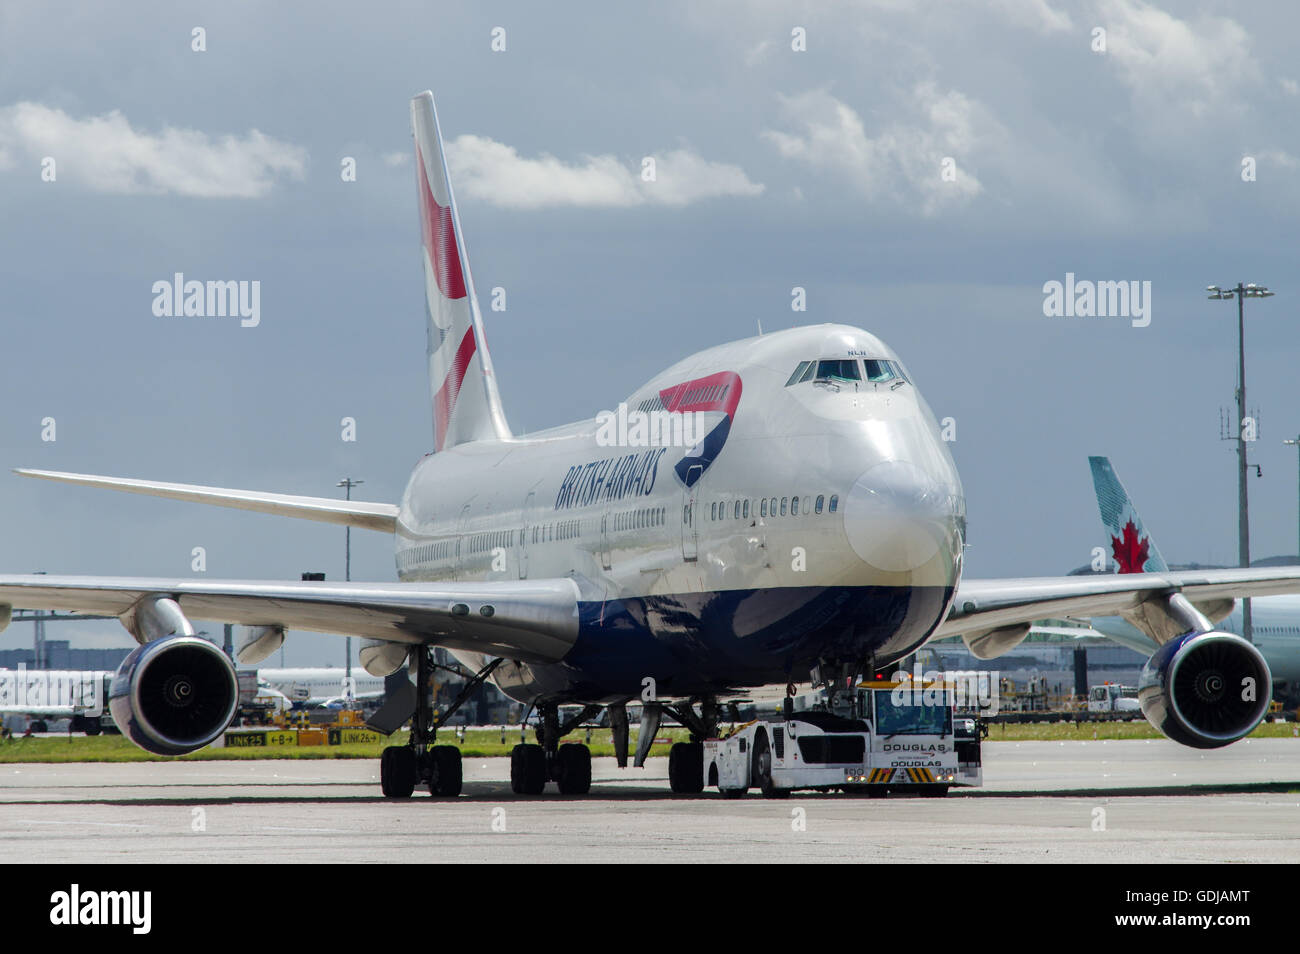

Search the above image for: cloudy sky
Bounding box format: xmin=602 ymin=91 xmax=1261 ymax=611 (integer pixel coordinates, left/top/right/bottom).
xmin=2 ymin=0 xmax=1298 ymax=665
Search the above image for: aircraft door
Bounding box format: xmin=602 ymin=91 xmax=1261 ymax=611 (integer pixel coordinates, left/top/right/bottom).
xmin=455 ymin=503 xmax=472 ymax=580
xmin=681 ymin=465 xmax=702 ymax=561
xmin=519 ymin=491 xmax=535 ymax=579
xmin=600 ymin=512 xmax=612 ymax=570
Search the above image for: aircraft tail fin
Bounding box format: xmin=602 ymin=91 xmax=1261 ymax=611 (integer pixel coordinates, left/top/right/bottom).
xmin=410 ymin=91 xmax=511 ymax=451
xmin=1088 ymin=456 xmax=1169 ymax=574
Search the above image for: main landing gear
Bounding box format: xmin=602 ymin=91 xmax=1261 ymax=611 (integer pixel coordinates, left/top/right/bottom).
xmin=510 ymin=703 xmax=601 ymax=795
xmin=507 ymin=695 xmax=720 ymax=797
xmin=379 ymin=649 xmax=502 ymax=799
xmin=661 ymin=696 xmax=721 ymax=795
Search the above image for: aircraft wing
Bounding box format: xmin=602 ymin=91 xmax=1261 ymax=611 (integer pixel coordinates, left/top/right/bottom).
xmin=0 ymin=575 xmax=579 ymax=664
xmin=15 ymin=469 xmax=398 ymax=533
xmin=937 ymin=566 xmax=1300 ymax=654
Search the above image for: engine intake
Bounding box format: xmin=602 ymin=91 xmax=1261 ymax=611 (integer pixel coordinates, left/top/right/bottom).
xmin=1138 ymin=630 xmax=1271 ymax=749
xmin=109 ymin=635 xmax=238 ymax=755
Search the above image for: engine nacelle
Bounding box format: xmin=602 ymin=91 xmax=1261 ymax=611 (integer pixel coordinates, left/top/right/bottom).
xmin=1139 ymin=630 xmax=1271 ymax=749
xmin=358 ymin=638 xmax=408 ymax=677
xmin=109 ymin=634 xmax=238 ymax=756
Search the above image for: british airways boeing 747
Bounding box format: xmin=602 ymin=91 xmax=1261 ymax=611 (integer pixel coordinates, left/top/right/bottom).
xmin=3 ymin=92 xmax=1298 ymax=798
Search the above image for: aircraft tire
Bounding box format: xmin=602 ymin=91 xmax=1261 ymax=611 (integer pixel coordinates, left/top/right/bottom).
xmin=511 ymin=743 xmax=547 ymax=795
xmin=555 ymin=743 xmax=592 ymax=795
xmin=429 ymin=745 xmax=463 ymax=797
xmin=668 ymin=741 xmax=704 ymax=794
xmin=380 ymin=746 xmax=416 ymax=798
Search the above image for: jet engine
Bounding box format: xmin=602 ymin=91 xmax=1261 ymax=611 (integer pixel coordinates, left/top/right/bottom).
xmin=109 ymin=634 xmax=239 ymax=755
xmin=1138 ymin=630 xmax=1271 ymax=749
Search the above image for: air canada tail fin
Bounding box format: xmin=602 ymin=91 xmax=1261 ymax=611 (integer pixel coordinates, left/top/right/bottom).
xmin=410 ymin=91 xmax=511 ymax=451
xmin=1088 ymin=456 xmax=1169 ymax=574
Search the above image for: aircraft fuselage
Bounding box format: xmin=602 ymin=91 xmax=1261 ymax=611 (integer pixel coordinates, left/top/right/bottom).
xmin=395 ymin=324 xmax=965 ymax=705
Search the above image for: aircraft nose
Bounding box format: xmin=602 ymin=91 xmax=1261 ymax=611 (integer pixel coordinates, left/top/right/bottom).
xmin=841 ymin=460 xmax=959 ymax=573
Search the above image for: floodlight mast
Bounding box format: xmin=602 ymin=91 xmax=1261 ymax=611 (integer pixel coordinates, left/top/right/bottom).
xmin=338 ymin=477 xmax=365 ymax=693
xmin=1206 ymin=282 xmax=1275 ymax=644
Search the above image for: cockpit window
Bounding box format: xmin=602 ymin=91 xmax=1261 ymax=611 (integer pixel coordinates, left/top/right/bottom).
xmin=785 ymin=361 xmax=812 ymax=387
xmin=815 ymin=359 xmax=861 ymax=382
xmin=864 ymin=359 xmax=908 ymax=384
xmin=787 ymin=357 xmax=907 ymax=388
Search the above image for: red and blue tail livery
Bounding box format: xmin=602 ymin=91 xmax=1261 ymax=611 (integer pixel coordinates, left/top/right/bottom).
xmin=410 ymin=92 xmax=511 ymax=452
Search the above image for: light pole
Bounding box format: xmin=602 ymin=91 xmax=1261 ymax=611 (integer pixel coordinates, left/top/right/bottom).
xmin=1285 ymin=436 xmax=1300 ymax=561
xmin=1207 ymin=282 xmax=1275 ymax=644
xmin=337 ymin=478 xmax=364 ymax=693
xmin=32 ymin=570 xmax=46 ymax=668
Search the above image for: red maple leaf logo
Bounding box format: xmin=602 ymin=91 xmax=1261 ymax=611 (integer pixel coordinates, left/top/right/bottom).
xmin=1111 ymin=520 xmax=1150 ymax=573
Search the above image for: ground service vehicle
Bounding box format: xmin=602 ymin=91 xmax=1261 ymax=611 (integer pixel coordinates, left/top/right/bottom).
xmin=699 ymin=681 xmax=982 ymax=797
xmin=1087 ymin=683 xmax=1141 ymax=718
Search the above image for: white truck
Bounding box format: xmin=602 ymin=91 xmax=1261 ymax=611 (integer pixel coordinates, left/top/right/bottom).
xmin=703 ymin=681 xmax=982 ymax=797
xmin=1086 ymin=683 xmax=1141 ymax=718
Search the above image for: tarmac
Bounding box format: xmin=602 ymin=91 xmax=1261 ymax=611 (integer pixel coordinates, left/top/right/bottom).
xmin=2 ymin=739 xmax=1298 ymax=862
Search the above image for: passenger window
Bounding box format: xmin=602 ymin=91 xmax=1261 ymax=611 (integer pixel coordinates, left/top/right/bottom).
xmin=711 ymin=502 xmax=717 ymax=521
xmin=780 ymin=497 xmax=788 ymax=516
xmin=761 ymin=498 xmax=768 ymax=518
xmin=770 ymin=497 xmax=777 ymax=516
xmin=790 ymin=496 xmax=799 ymax=516
xmin=743 ymin=499 xmax=750 ymax=518
xmin=815 ymin=495 xmax=824 ymax=514
xmin=734 ymin=501 xmax=741 ymax=519
xmin=829 ymin=494 xmax=838 ymax=513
